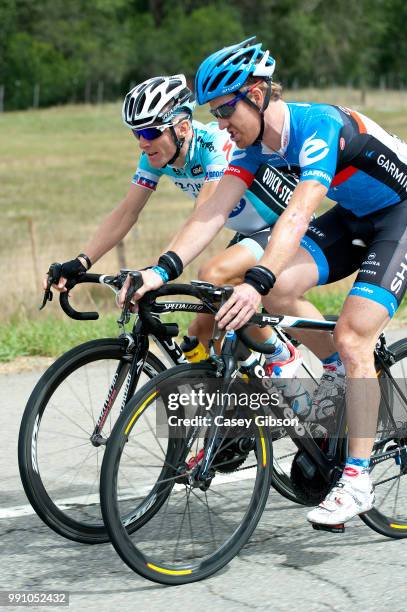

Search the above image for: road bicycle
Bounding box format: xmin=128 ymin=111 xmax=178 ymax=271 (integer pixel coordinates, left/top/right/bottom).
xmin=99 ymin=280 xmax=407 ymax=585
xmin=18 ymin=269 xmax=306 ymax=544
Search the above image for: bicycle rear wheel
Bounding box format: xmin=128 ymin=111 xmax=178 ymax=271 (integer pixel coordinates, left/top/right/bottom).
xmin=100 ymin=363 xmax=273 ymax=585
xmin=360 ymin=339 xmax=407 ymax=538
xmin=18 ymin=337 xmax=167 ymax=544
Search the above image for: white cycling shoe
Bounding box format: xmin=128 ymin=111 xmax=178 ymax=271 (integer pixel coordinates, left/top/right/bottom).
xmin=307 ymin=476 xmax=374 ymax=526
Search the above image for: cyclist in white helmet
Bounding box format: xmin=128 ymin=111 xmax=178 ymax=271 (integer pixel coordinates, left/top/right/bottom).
xmin=45 ymin=73 xmax=299 ymax=367
xmin=45 ymin=74 xmax=241 ymax=293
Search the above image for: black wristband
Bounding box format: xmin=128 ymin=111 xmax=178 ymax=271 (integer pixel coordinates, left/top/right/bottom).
xmin=77 ymin=253 xmax=92 ymax=270
xmin=157 ymin=251 xmax=184 ymax=281
xmin=244 ymin=265 xmax=276 ymax=296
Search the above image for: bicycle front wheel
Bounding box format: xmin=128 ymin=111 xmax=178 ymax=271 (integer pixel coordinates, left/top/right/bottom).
xmin=100 ymin=363 xmax=273 ymax=585
xmin=18 ymin=337 xmax=167 ymax=544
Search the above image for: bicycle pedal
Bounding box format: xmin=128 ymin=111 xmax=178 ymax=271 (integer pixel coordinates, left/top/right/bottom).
xmin=311 ymin=522 xmax=345 ymax=533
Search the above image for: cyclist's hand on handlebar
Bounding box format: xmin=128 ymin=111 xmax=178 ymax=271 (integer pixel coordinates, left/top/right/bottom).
xmin=215 ymin=283 xmax=261 ymax=330
xmin=118 ymin=269 xmax=164 ymax=308
xmin=42 ymin=258 xmax=88 ymax=293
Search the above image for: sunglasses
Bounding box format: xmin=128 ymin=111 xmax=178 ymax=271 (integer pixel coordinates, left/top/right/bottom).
xmin=210 ymin=82 xmax=260 ymax=119
xmin=132 ymin=125 xmax=168 ymax=141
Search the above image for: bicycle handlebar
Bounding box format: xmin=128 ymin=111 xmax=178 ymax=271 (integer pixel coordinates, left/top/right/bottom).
xmin=60 ymin=274 xmax=104 ymax=320
xmin=41 ymin=267 xmax=327 ymax=354
xmin=138 ymin=284 xmax=278 ymax=353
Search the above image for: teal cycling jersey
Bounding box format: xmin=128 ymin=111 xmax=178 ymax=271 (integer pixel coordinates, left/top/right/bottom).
xmin=132 ymin=120 xmax=288 ymax=235
xmin=133 ymin=120 xmax=232 ymax=198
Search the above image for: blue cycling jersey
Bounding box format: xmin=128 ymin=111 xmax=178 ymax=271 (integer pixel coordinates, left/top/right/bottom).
xmin=132 ymin=120 xmax=287 ymax=235
xmin=225 ymin=102 xmax=407 ymax=217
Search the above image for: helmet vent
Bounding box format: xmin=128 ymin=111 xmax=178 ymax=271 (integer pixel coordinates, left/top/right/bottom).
xmin=150 ymin=91 xmax=162 ymax=110
xmin=136 ymin=92 xmax=146 ymax=114
xmin=128 ymin=98 xmax=134 ymax=119
xmin=210 ymin=71 xmax=228 ymax=92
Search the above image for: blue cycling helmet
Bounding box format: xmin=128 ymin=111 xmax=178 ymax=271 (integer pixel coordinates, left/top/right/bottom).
xmin=195 ymin=37 xmax=276 ymax=105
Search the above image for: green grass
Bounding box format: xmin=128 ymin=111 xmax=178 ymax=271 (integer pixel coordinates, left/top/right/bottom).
xmin=0 ymin=311 xmax=196 ymax=362
xmin=2 ymin=295 xmax=406 ymax=362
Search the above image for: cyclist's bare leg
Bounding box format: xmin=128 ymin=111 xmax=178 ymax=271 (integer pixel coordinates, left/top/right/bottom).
xmin=334 ymin=295 xmax=389 ymax=458
xmin=262 ymin=247 xmax=336 ymax=359
xmin=188 ymin=243 xmax=273 ymax=348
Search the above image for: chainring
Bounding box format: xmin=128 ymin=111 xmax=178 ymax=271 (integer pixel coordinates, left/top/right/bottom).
xmin=290 ymin=450 xmax=335 ymax=506
xmin=207 ymin=435 xmax=255 ymax=473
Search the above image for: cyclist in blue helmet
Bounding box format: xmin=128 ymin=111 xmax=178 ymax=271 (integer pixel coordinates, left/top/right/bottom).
xmin=125 ymin=37 xmax=407 ymax=528
xmin=194 ymin=37 xmax=276 ymax=146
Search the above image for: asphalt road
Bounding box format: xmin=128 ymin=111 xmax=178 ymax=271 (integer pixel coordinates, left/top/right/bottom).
xmin=1 ymin=330 xmax=407 ymax=612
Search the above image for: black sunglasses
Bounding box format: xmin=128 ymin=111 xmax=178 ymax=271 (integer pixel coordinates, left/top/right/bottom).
xmin=210 ymin=82 xmax=260 ymax=119
xmin=132 ymin=125 xmax=168 ymax=141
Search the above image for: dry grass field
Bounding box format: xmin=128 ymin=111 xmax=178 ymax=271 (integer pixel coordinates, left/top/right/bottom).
xmin=1 ymin=88 xmax=407 ymax=358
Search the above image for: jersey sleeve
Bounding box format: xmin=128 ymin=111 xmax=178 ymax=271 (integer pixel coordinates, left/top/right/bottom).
xmin=224 ymin=146 xmax=264 ymax=187
xmin=298 ymin=106 xmax=343 ymax=189
xmin=132 ymin=152 xmax=162 ymax=191
xmin=199 ymin=127 xmax=234 ymax=183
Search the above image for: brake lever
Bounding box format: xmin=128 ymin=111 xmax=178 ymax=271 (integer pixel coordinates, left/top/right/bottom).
xmin=117 ymin=270 xmax=143 ymax=326
xmin=39 ymin=262 xmax=62 ymax=310
xmin=211 ymin=285 xmax=234 ymax=342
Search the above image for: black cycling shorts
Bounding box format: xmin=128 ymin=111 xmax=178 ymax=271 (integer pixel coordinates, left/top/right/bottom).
xmin=300 ymin=200 xmax=407 ymax=317
xmin=227 ymin=228 xmax=271 ymax=261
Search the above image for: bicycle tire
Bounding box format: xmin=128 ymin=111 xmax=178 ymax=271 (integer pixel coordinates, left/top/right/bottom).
xmin=100 ymin=362 xmax=273 ymax=585
xmin=360 ymin=338 xmax=407 ymax=538
xmin=18 ymin=337 xmax=168 ymax=544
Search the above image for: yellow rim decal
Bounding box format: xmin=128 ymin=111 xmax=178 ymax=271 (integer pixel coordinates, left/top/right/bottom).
xmin=124 ymin=391 xmax=159 ymax=435
xmin=389 ymin=523 xmax=407 ymax=529
xmin=257 ymin=425 xmax=267 ymax=467
xmin=147 ymin=563 xmax=192 ymax=576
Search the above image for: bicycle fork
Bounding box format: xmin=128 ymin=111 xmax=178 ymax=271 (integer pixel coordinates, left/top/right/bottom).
xmin=90 ymin=333 xmax=149 ymax=446
xmin=196 ymin=330 xmax=239 ymax=486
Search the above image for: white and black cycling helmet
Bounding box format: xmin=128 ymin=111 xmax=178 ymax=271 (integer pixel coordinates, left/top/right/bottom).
xmin=122 ymin=74 xmax=196 ymax=129
xmin=122 ymin=74 xmax=195 ymax=165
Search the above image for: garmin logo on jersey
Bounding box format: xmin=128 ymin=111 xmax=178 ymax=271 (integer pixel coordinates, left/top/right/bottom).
xmin=301 ymin=169 xmax=332 ymax=184
xmin=377 ymin=154 xmax=407 ymax=190
xmin=191 ymin=164 xmax=203 ymax=176
xmin=390 ymin=253 xmax=407 ymax=294
xmin=299 ymin=132 xmax=330 ymax=167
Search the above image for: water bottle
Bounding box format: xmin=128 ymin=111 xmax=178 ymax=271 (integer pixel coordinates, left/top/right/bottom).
xmin=180 ymin=336 xmax=208 ymax=363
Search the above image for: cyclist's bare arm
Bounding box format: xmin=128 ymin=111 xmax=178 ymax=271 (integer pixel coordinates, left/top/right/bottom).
xmin=45 ymin=184 xmax=151 ymax=292
xmin=164 ymin=179 xmax=222 ymax=252
xmin=81 ymin=183 xmax=151 ymax=265
xmin=164 ymin=174 xmax=246 ymax=266
xmin=259 ymin=180 xmax=327 ymax=275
